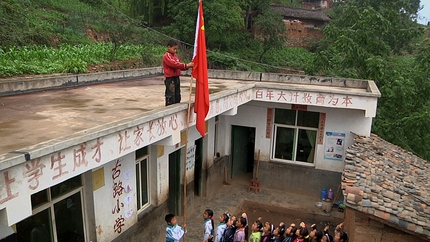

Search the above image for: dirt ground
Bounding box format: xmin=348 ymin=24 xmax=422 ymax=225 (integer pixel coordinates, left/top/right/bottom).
xmin=237 ymin=200 xmax=343 ymax=235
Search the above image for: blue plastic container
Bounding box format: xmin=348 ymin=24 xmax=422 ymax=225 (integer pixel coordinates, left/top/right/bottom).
xmin=321 ymin=188 xmax=327 ymax=201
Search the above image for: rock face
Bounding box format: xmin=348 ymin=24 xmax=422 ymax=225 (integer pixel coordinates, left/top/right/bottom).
xmin=342 ymin=133 xmax=430 ymax=239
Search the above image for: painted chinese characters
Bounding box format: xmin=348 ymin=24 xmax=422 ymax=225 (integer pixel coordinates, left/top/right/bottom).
xmin=133 ymin=126 xmax=144 ymax=146
xmin=207 ymin=89 xmax=252 ymax=119
xmin=255 ymin=89 xmax=354 ymax=108
xmin=114 ymin=216 xmax=125 ymax=234
xmin=0 ymin=111 xmax=185 ymax=214
xmin=118 ymin=131 xmax=132 ymax=154
xmin=111 ymin=159 xmax=125 ymax=233
xmin=91 ymin=138 xmax=104 ymax=163
xmin=51 ymin=152 xmax=68 ymax=180
xmin=24 ymin=158 xmax=45 ymax=190
xmin=73 ymin=143 xmax=88 ymax=172
xmin=0 ymin=171 xmax=19 ymax=204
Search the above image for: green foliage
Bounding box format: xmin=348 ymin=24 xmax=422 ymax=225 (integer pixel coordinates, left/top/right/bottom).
xmin=253 ymin=9 xmax=288 ymax=61
xmin=78 ymin=0 xmax=102 ymax=6
xmin=129 ymin=0 xmax=169 ymax=25
xmin=207 ymin=51 xmax=240 ymax=70
xmin=0 ymin=0 xmax=152 ymax=47
xmin=0 ymin=43 xmax=149 ymax=77
xmin=164 ymin=0 xmax=244 ymax=48
xmin=263 ymin=47 xmax=313 ymax=70
xmin=308 ymin=0 xmax=430 ymax=160
xmin=140 ymin=45 xmax=165 ymax=67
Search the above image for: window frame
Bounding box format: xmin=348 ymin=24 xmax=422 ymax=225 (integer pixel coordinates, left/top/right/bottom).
xmin=135 ymin=147 xmax=150 ymax=211
xmin=271 ymin=109 xmax=318 ymax=166
xmin=20 ymin=176 xmax=85 ymax=242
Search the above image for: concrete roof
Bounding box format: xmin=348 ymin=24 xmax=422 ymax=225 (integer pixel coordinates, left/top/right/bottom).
xmin=343 ymin=133 xmax=430 ymax=240
xmin=0 ymin=68 xmax=380 ymax=167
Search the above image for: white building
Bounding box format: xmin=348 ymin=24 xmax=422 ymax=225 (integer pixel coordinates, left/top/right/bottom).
xmin=0 ymin=68 xmax=380 ymax=241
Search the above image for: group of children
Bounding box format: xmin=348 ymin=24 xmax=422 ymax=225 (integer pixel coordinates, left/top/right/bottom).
xmin=165 ymin=210 xmax=349 ymax=242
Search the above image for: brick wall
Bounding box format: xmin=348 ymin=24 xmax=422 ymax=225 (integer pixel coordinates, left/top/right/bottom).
xmin=344 ymin=208 xmax=427 ymax=241
xmin=284 ymin=20 xmax=324 ymax=47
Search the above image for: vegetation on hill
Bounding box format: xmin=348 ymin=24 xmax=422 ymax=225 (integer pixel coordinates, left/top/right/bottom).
xmin=0 ymin=0 xmax=309 ymax=76
xmin=306 ymin=0 xmax=430 ymax=160
xmin=0 ymin=0 xmax=429 ymax=160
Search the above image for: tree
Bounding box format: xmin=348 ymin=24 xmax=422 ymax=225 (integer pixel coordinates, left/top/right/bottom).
xmin=372 ymin=38 xmax=430 ymax=161
xmin=242 ymin=0 xmax=271 ymax=30
xmin=129 ymin=0 xmax=170 ymax=26
xmin=253 ymin=9 xmax=287 ymax=62
xmin=307 ymin=0 xmax=423 ymax=78
xmin=306 ymin=0 xmax=429 ymax=160
xmin=163 ymin=0 xmax=244 ymax=49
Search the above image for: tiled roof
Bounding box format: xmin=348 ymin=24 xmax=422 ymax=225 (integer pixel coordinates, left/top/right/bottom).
xmin=270 ymin=5 xmax=331 ymax=22
xmin=343 ymin=133 xmax=430 ymax=239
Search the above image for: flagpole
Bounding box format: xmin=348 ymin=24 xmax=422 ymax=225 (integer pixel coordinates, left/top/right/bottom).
xmin=182 ymin=74 xmax=194 ymax=242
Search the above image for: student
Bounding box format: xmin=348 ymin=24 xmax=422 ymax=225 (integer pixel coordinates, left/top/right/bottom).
xmin=248 ymin=220 xmax=263 ymax=242
xmin=234 ymin=217 xmax=247 ymax=242
xmin=223 ymin=217 xmax=237 ymax=242
xmin=215 ymin=213 xmax=229 ymax=242
xmin=261 ymin=222 xmax=272 ymax=241
xmin=204 ymin=209 xmax=215 ymax=242
xmin=333 ymin=222 xmax=347 ymax=242
xmin=162 ymin=39 xmax=194 ymax=106
xmin=283 ymin=223 xmax=297 ymax=242
xmin=333 ymin=231 xmax=348 ymax=242
xmin=293 ymin=226 xmax=309 ymax=242
xmin=272 ymin=224 xmax=285 ymax=242
xmin=165 ymin=213 xmax=186 ymax=242
xmin=241 ymin=212 xmax=249 ymax=239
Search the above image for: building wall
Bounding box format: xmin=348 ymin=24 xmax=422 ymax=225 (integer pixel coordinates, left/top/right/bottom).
xmin=344 ymin=208 xmax=424 ymax=241
xmin=0 ymin=69 xmax=380 ymax=241
xmin=112 ymin=202 xmax=168 ymax=242
xmin=224 ymin=102 xmax=372 ymax=172
xmin=214 ymin=101 xmax=372 ymax=198
xmin=283 ymin=20 xmax=325 ymax=48
xmin=92 ymin=153 xmax=137 ymax=241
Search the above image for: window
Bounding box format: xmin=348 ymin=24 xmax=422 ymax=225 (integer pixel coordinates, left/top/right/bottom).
xmin=136 ymin=146 xmax=149 ymax=210
xmin=16 ymin=175 xmax=85 ymax=242
xmin=272 ymin=109 xmax=319 ymax=164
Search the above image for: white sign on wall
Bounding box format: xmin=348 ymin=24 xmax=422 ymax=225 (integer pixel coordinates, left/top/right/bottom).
xmin=324 ymin=132 xmax=345 ymax=161
xmin=186 ymin=145 xmax=196 ymax=180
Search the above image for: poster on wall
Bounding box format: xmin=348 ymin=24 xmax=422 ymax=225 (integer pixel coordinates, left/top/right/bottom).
xmin=324 ymin=132 xmax=345 ymax=160
xmin=186 ymin=145 xmax=196 ymax=180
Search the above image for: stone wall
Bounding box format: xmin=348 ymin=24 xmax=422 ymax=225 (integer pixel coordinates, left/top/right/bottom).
xmin=255 ymin=160 xmax=341 ymax=199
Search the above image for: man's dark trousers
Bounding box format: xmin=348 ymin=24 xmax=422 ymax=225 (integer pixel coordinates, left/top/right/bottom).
xmin=164 ymin=77 xmax=181 ymax=106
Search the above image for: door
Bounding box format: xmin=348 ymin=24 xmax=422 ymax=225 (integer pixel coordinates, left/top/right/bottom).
xmin=231 ymin=126 xmax=255 ymax=178
xmin=194 ymin=138 xmax=203 ymax=196
xmin=168 ymin=150 xmax=181 ymax=215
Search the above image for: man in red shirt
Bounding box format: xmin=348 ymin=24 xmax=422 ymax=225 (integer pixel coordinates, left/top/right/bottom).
xmin=163 ymin=40 xmax=194 ymax=106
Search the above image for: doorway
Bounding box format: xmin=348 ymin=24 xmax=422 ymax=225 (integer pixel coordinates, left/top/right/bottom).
xmin=168 ymin=149 xmax=181 ymax=215
xmin=231 ymin=125 xmax=255 ymax=178
xmin=194 ymin=138 xmax=203 ymax=196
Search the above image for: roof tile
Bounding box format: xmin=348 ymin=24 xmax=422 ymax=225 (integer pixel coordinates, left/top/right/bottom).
xmin=343 ymin=133 xmax=430 ymax=239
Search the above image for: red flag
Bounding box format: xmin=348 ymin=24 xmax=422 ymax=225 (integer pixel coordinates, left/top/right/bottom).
xmin=192 ymin=0 xmax=209 ymax=138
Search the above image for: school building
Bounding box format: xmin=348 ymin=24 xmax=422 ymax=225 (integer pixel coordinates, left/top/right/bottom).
xmin=0 ymin=68 xmax=381 ymax=241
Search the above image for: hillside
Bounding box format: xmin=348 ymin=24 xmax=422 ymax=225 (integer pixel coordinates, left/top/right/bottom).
xmin=0 ymin=0 xmax=173 ymax=76
xmin=0 ymin=0 xmax=150 ymax=47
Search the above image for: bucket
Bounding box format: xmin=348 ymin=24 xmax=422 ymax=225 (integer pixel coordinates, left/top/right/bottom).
xmin=322 ymin=199 xmax=332 ymax=213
